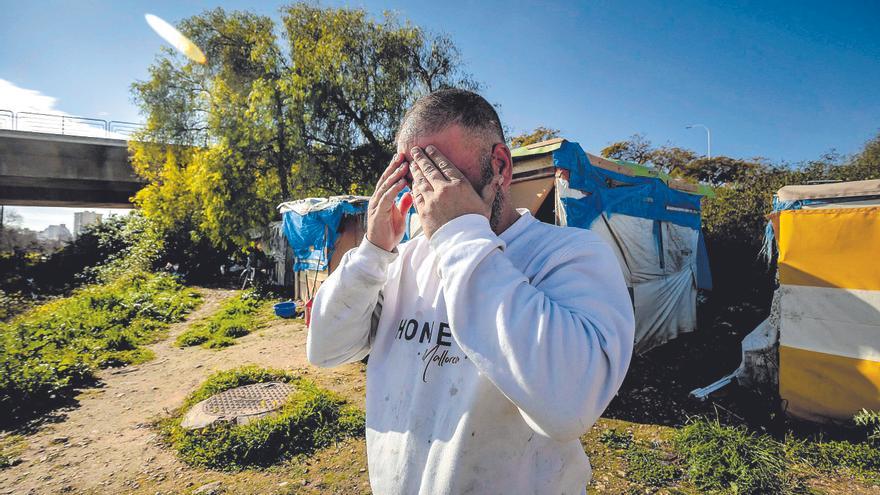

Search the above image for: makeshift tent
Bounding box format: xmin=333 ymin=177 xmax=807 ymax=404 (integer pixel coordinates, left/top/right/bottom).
xmin=510 ymin=138 xmax=713 ymax=353
xmin=693 ymin=179 xmax=880 ymax=423
xmin=278 ymin=196 xmax=370 ymax=299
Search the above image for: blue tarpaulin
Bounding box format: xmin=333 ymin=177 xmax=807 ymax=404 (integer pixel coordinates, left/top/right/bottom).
xmin=550 ymin=141 xmax=711 ymax=289
xmin=280 ymin=193 xmax=415 ymax=272
xmin=553 ymin=141 xmax=703 ymax=231
xmin=281 ymin=199 xmax=368 ymax=272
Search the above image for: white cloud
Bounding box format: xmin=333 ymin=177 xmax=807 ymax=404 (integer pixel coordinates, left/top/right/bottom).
xmin=0 ymin=79 xmax=132 ymax=138
xmin=0 ymin=78 xmax=62 ymax=114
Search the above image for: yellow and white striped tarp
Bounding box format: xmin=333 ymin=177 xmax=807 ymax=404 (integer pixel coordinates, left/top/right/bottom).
xmin=776 ymin=207 xmax=880 ymax=422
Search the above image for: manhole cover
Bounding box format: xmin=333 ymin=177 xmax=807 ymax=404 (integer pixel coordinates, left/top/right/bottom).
xmin=204 ymin=382 xmax=294 ymax=416
xmin=181 ymin=382 xmax=295 ymax=429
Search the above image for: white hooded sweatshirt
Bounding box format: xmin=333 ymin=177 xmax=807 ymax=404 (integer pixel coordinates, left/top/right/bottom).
xmin=308 ymin=209 xmax=634 ymax=495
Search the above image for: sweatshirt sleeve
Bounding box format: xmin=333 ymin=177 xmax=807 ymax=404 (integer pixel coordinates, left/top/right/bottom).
xmin=430 ymin=214 xmax=635 ymax=442
xmin=306 ymin=237 xmax=398 ymax=368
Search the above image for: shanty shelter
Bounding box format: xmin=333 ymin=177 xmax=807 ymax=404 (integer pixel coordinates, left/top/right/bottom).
xmin=727 ymin=179 xmax=880 ymax=422
xmin=509 ymin=138 xmax=713 ymax=353
xmin=278 ymin=196 xmax=371 ymax=299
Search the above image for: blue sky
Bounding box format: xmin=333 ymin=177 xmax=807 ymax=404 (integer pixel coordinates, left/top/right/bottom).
xmin=2 ymin=0 xmax=879 ymax=229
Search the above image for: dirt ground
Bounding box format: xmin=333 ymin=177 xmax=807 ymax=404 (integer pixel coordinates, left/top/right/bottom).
xmin=0 ymin=288 xmax=370 ymax=495
xmin=1 ymin=289 xmax=877 ymax=494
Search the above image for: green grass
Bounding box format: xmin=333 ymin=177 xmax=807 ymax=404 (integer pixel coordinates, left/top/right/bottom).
xmin=0 ymin=271 xmax=200 ymax=422
xmin=591 ymin=415 xmax=880 ymax=494
xmin=625 ymin=442 xmax=680 ymax=487
xmin=175 ymin=291 xmax=266 ymax=349
xmin=0 ymin=434 xmax=25 ymax=469
xmin=673 ymin=418 xmax=810 ymax=495
xmin=786 ymin=434 xmax=880 ymax=485
xmin=160 ymin=366 xmax=365 ymax=471
xmin=598 ymin=428 xmax=680 ymax=488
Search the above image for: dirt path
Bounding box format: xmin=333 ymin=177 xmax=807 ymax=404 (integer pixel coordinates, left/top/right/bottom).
xmin=0 ymin=288 xmax=368 ymax=495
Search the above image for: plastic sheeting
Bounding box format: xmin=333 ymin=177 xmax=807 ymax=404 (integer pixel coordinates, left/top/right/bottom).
xmin=701 ymin=187 xmax=880 ymax=422
xmin=775 ymin=206 xmax=880 ymax=421
xmin=278 ymin=196 xmax=369 ymax=272
xmin=552 ymin=141 xmax=703 ymax=231
xmin=547 ymin=140 xmax=710 ymax=353
xmin=585 ymin=211 xmax=700 ymax=352
xmin=278 ymin=193 xmax=415 ymax=273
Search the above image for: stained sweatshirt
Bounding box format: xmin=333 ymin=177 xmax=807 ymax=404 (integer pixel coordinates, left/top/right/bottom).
xmin=307 ymin=209 xmax=635 ymax=495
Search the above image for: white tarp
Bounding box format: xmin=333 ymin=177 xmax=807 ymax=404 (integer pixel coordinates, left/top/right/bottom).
xmin=277 ymin=195 xmax=370 ymax=215
xmin=556 ymin=177 xmax=700 ymax=354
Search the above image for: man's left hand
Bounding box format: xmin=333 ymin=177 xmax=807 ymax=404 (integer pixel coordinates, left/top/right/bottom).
xmin=409 ymin=145 xmax=499 ymax=238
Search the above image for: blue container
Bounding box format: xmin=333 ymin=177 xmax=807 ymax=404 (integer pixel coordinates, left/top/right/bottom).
xmin=274 ymin=301 xmax=298 ymax=319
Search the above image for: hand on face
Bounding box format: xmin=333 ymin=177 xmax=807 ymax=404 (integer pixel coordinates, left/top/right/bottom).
xmin=365 ymin=153 xmax=414 ymax=252
xmin=409 ymin=145 xmax=500 ymax=239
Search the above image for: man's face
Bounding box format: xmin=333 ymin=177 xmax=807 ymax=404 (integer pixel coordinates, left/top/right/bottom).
xmin=396 ymin=124 xmax=487 ymax=190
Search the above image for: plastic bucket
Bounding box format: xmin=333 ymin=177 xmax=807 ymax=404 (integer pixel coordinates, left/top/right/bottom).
xmin=273 ymin=301 xmax=297 ymax=319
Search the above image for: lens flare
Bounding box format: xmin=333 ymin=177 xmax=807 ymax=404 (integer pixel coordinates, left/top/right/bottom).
xmin=145 ymin=13 xmax=206 ymax=64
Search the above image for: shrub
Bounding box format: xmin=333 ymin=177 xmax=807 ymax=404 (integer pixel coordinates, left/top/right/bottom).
xmin=702 ymin=137 xmax=880 ymax=312
xmin=176 ymin=290 xmax=265 ymax=349
xmin=673 ymin=418 xmax=808 ymax=494
xmin=0 ymin=289 xmax=39 ymax=322
xmin=0 ymin=271 xmax=200 ymax=422
xmin=176 ymin=327 xmax=211 ymax=347
xmin=161 ymin=366 xmax=365 ymax=470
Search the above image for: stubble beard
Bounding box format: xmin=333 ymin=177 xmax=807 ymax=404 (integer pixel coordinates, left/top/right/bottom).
xmin=479 ymin=154 xmax=504 ymax=233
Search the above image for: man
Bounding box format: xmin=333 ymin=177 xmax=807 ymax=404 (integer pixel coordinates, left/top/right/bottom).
xmin=308 ymin=89 xmax=634 ymax=494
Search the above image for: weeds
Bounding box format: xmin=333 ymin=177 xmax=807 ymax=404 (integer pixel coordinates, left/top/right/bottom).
xmin=160 ymin=366 xmax=364 ymax=470
xmin=598 ymin=428 xmax=633 ymax=449
xmin=625 ymin=443 xmax=680 ymax=487
xmin=176 ymin=291 xmax=265 ymax=349
xmin=855 ymin=409 xmax=880 ymax=444
xmin=673 ymin=418 xmax=809 ymax=494
xmin=598 ymin=428 xmax=679 ymax=488
xmin=0 ymin=271 xmax=200 ymax=423
xmin=0 ymin=435 xmax=25 ymax=469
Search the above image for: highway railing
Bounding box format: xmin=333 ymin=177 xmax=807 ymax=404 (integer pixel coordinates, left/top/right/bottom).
xmin=0 ymin=109 xmax=144 ymax=139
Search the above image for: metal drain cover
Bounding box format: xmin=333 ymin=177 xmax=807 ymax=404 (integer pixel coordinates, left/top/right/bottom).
xmin=181 ymin=382 xmax=295 ymax=430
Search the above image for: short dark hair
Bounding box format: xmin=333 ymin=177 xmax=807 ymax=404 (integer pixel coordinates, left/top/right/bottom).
xmin=397 ymin=88 xmax=505 ymax=147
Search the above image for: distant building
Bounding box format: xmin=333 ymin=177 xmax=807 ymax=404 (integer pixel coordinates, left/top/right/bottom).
xmin=38 ymin=223 xmax=73 ymax=244
xmin=74 ymin=211 xmax=103 ymax=238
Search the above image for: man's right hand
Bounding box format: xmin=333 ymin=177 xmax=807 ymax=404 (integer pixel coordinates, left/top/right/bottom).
xmin=366 ymin=153 xmax=414 ymax=252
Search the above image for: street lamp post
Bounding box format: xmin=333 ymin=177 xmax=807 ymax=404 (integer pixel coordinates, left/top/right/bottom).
xmin=685 ymin=124 xmax=711 ymax=159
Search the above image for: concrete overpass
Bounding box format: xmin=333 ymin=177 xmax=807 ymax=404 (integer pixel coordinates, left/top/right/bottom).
xmin=0 ymin=129 xmax=145 ymax=207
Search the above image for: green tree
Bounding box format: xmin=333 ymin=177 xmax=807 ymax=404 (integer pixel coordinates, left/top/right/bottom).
xmin=648 ymin=145 xmax=697 ymax=176
xmin=600 ymin=135 xmax=761 ymax=185
xmin=509 ymin=126 xmax=561 ymax=148
xmin=130 ymin=4 xmax=476 ymax=250
xmin=680 ymin=156 xmax=763 ymax=186
xmin=601 ymin=133 xmax=653 ymax=164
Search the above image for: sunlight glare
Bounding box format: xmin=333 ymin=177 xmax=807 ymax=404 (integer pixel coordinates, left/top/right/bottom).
xmin=145 ymin=13 xmax=206 ymax=65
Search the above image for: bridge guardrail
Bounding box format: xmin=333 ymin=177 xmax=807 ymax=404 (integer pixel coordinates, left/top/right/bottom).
xmin=0 ymin=109 xmax=145 ymax=139
xmin=0 ymin=110 xmax=13 ymax=130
